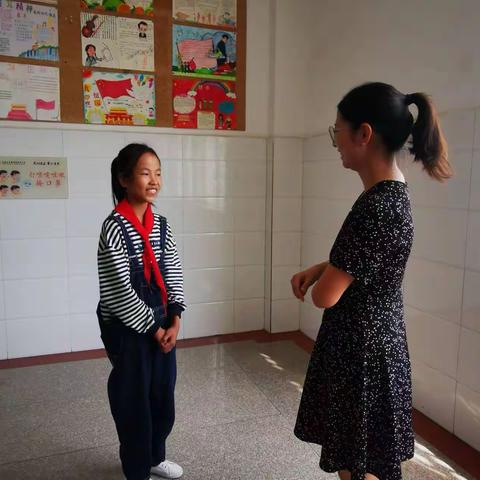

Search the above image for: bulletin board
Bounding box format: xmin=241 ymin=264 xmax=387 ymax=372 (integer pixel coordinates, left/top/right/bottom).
xmin=0 ymin=0 xmax=246 ymax=130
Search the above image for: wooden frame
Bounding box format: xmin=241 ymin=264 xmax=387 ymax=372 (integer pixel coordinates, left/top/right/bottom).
xmin=0 ymin=0 xmax=246 ymax=130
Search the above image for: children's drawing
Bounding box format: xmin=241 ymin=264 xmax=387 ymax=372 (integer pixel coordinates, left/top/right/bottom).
xmin=173 ymin=25 xmax=236 ymax=80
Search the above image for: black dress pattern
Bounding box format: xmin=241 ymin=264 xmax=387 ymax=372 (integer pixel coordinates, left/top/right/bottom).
xmin=295 ymin=180 xmax=415 ymax=480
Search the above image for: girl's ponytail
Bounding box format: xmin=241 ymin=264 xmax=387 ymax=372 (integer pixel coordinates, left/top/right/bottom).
xmin=406 ymin=93 xmax=452 ymax=182
xmin=111 ymin=156 xmax=126 ymax=206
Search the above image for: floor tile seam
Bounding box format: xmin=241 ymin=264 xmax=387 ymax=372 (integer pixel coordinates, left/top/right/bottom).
xmin=230 ymin=354 xmax=287 ymax=417
xmin=307 ymin=443 xmax=321 ymax=458
xmin=181 ymin=413 xmax=285 ymax=432
xmin=0 ymin=441 xmax=119 ymax=468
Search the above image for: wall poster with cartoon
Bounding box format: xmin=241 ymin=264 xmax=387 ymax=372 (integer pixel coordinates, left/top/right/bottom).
xmin=83 ymin=70 xmax=155 ymax=126
xmin=172 ymin=24 xmax=236 ymax=81
xmin=81 ymin=0 xmax=154 ymax=16
xmin=173 ymin=77 xmax=236 ymax=130
xmin=173 ymin=0 xmax=236 ymax=27
xmin=0 ymin=62 xmax=60 ymax=122
xmin=81 ymin=12 xmax=154 ymax=71
xmin=0 ymin=156 xmax=68 ymax=199
xmin=0 ymin=0 xmax=59 ymax=61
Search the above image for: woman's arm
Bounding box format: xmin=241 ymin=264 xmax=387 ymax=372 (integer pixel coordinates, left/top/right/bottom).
xmin=291 ymin=261 xmax=329 ymax=301
xmin=311 ymin=264 xmax=354 ymax=309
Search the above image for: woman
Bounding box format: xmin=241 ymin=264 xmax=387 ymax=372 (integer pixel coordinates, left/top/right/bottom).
xmin=292 ymin=82 xmax=452 ymax=480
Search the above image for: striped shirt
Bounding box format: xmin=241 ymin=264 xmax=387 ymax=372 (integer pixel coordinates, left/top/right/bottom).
xmin=97 ymin=212 xmax=185 ymax=334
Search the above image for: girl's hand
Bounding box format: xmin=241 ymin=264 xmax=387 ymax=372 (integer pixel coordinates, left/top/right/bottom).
xmin=160 ymin=316 xmax=180 ymax=353
xmin=291 ymin=263 xmax=328 ymax=302
xmin=154 ymin=327 xmax=166 ymax=343
xmin=161 ymin=325 xmax=179 ymax=353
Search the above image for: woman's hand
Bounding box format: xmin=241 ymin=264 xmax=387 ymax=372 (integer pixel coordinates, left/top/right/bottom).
xmin=291 ymin=262 xmax=328 ymax=302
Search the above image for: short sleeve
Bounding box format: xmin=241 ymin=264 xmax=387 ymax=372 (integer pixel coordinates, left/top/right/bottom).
xmin=329 ymin=201 xmax=393 ymax=286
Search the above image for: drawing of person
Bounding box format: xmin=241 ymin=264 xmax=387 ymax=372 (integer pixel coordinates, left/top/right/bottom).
xmin=10 ymin=170 xmax=20 ymax=183
xmin=220 ymin=11 xmax=234 ymax=25
xmin=0 ymin=185 xmax=8 ymax=197
xmin=218 ymin=113 xmax=224 ymax=129
xmin=11 ymin=185 xmax=21 ymax=196
xmin=0 ymin=170 xmax=7 ymax=181
xmin=138 ymin=21 xmax=148 ymax=39
xmin=215 ymin=34 xmax=229 ymax=67
xmin=85 ymin=44 xmax=100 ymax=67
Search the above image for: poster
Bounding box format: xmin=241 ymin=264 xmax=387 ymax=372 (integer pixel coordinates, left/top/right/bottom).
xmin=0 ymin=1 xmax=59 ymax=61
xmin=81 ymin=0 xmax=154 ymax=16
xmin=83 ymin=70 xmax=155 ymax=126
xmin=173 ymin=25 xmax=236 ymax=80
xmin=0 ymin=156 xmax=68 ymax=199
xmin=81 ymin=12 xmax=154 ymax=71
xmin=0 ymin=62 xmax=60 ymax=121
xmin=173 ymin=77 xmax=236 ymax=130
xmin=173 ymin=0 xmax=236 ymax=27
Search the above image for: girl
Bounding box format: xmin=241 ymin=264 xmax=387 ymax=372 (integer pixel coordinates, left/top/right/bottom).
xmin=292 ymin=83 xmax=452 ymax=480
xmin=97 ymin=143 xmax=186 ymax=480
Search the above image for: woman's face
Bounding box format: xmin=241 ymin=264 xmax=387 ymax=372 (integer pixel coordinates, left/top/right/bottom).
xmin=121 ymin=153 xmax=162 ymax=205
xmin=333 ymin=112 xmax=371 ymax=172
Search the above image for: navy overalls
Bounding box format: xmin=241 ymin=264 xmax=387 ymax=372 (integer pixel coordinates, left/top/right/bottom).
xmin=97 ymin=214 xmax=176 ymax=480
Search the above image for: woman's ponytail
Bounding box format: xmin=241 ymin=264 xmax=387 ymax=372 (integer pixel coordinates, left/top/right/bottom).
xmin=407 ymin=93 xmax=452 ymax=182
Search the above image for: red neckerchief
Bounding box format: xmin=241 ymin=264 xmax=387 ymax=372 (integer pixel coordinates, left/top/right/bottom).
xmin=115 ymin=199 xmax=167 ymax=307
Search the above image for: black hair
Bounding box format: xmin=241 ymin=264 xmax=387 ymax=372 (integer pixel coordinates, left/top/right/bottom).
xmin=138 ymin=21 xmax=148 ymax=28
xmin=11 ymin=170 xmax=20 ymax=175
xmin=111 ymin=143 xmax=160 ymax=206
xmin=222 ymin=34 xmax=229 ymax=39
xmin=0 ymin=170 xmax=7 ymax=175
xmin=11 ymin=185 xmax=20 ymax=191
xmin=338 ymin=82 xmax=452 ymax=181
xmin=0 ymin=185 xmax=8 ymax=190
xmin=85 ymin=44 xmax=96 ymax=54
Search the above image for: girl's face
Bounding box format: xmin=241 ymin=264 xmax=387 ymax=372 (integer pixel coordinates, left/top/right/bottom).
xmin=87 ymin=46 xmax=95 ymax=57
xmin=121 ymin=153 xmax=162 ymax=205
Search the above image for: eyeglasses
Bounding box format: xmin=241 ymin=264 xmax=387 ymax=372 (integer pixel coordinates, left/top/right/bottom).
xmin=328 ymin=126 xmax=340 ymax=148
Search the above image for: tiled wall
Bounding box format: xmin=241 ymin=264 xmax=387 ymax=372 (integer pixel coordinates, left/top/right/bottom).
xmin=300 ymin=109 xmax=480 ymax=451
xmin=0 ymin=127 xmax=267 ymax=359
xmin=269 ymin=138 xmax=303 ymax=332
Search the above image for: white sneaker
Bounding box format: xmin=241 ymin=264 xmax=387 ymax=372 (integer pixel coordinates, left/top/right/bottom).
xmin=151 ymin=460 xmax=183 ymax=479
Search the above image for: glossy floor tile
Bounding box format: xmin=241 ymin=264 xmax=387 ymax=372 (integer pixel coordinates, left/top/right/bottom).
xmin=0 ymin=341 xmax=474 ymax=479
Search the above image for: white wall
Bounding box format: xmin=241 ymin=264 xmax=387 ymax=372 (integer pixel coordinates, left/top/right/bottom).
xmin=299 ymin=0 xmax=480 ymax=452
xmin=270 ymin=138 xmax=303 ymax=332
xmin=306 ymin=0 xmax=480 ymax=136
xmin=0 ymin=129 xmax=268 ymax=358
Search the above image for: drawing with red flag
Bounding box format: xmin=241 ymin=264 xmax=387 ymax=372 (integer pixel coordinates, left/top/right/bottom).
xmin=95 ymin=78 xmax=134 ymax=99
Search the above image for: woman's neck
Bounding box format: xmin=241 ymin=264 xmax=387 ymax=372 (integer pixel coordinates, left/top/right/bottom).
xmin=358 ymin=156 xmax=404 ymax=191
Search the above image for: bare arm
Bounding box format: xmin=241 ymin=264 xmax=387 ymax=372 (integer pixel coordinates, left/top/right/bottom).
xmin=291 ymin=261 xmax=329 ymax=302
xmin=311 ymin=264 xmax=354 ymax=309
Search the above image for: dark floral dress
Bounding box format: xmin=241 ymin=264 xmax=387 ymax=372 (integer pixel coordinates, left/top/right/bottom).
xmin=295 ymin=180 xmax=415 ymax=480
